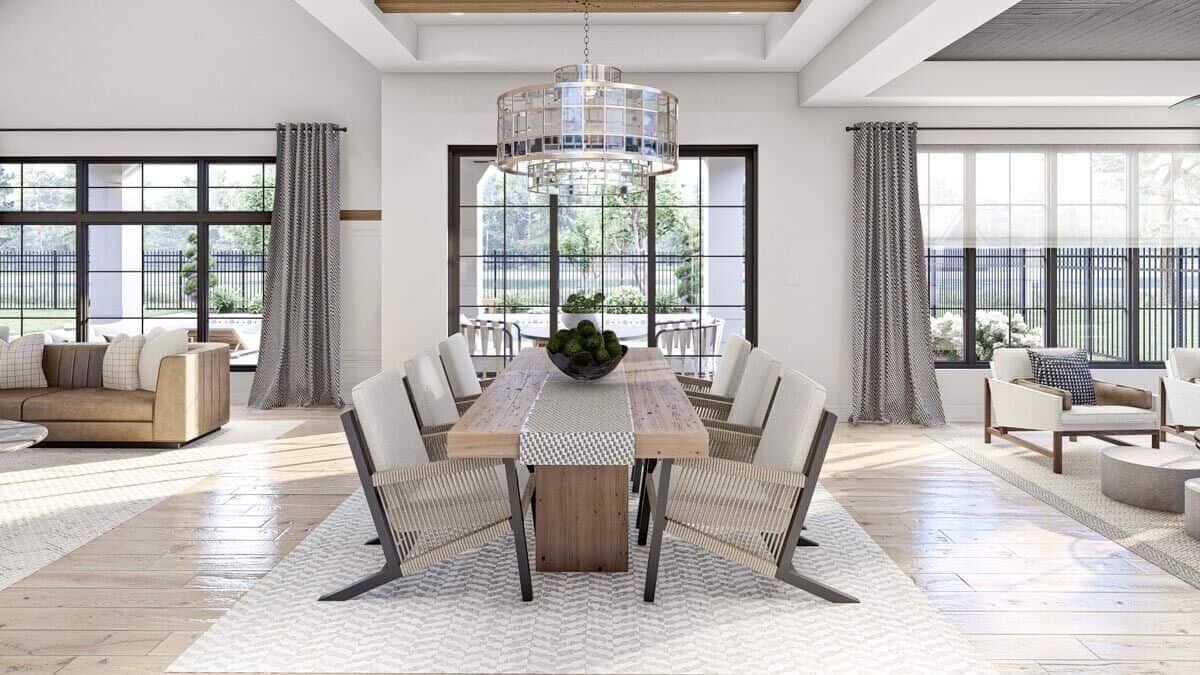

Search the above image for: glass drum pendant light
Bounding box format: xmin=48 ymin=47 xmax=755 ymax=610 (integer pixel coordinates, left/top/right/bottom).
xmin=495 ymin=0 xmax=679 ymax=196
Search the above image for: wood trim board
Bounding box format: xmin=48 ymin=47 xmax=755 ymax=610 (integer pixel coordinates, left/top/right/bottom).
xmin=339 ymin=209 xmax=382 ymax=221
xmin=377 ymin=1 xmax=799 ymax=12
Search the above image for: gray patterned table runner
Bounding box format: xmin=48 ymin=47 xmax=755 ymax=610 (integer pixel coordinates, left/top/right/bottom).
xmin=518 ymin=364 xmax=635 ymax=465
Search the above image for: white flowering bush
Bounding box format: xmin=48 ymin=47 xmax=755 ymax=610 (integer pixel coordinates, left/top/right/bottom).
xmin=930 ymin=313 xmax=964 ymax=361
xmin=930 ymin=311 xmax=1043 ymax=361
xmin=975 ymin=310 xmax=1042 ymax=361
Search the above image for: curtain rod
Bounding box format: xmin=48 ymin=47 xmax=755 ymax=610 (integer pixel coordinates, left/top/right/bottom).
xmin=0 ymin=126 xmax=348 ymax=133
xmin=844 ymin=125 xmax=1200 ymax=132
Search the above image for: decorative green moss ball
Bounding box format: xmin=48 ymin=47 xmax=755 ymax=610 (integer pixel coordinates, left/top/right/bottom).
xmin=593 ymin=347 xmax=611 ymax=363
xmin=602 ymin=329 xmax=617 ymax=342
xmin=576 ymin=320 xmax=597 ymax=336
xmin=563 ymin=339 xmax=583 ymax=357
xmin=546 ymin=336 xmax=565 ymax=353
xmin=555 ymin=328 xmax=573 ymax=342
xmin=570 ymin=351 xmax=594 ymax=367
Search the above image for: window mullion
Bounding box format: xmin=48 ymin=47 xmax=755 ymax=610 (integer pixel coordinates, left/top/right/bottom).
xmin=1046 ymin=150 xmax=1058 ymax=348
xmin=1127 ymin=149 xmax=1139 ymax=363
xmin=964 ymin=149 xmax=977 ymax=364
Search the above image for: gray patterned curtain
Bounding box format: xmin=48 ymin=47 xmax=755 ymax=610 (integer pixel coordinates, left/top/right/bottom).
xmin=248 ymin=123 xmax=343 ymax=408
xmin=849 ymin=122 xmax=944 ymax=426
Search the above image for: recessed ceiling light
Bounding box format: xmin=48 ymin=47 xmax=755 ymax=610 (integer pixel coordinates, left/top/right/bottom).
xmin=450 ymin=12 xmax=465 ymax=16
xmin=727 ymin=11 xmax=743 ymax=15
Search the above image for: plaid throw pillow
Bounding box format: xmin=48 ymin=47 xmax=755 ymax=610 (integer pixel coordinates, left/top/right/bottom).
xmin=103 ymin=334 xmax=146 ymax=391
xmin=0 ymin=333 xmax=48 ymax=390
xmin=1029 ymin=349 xmax=1095 ymax=406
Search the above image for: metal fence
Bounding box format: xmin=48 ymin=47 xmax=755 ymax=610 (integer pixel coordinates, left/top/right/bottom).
xmin=927 ymin=247 xmax=1200 ymax=362
xmin=144 ymin=250 xmax=265 ymax=311
xmin=0 ymin=250 xmax=75 ymax=310
xmin=476 ymin=252 xmax=690 ymax=309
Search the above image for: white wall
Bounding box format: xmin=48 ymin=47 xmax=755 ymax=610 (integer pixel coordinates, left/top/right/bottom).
xmin=382 ymin=72 xmax=1200 ymax=421
xmin=0 ymin=0 xmax=383 ymax=403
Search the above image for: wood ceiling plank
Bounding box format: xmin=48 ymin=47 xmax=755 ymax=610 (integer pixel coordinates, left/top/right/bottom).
xmin=376 ymin=1 xmax=799 ymax=13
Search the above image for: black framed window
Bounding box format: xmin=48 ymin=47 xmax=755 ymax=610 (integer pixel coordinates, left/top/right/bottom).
xmin=449 ymin=145 xmax=756 ymax=376
xmin=0 ymin=157 xmax=273 ymax=370
xmin=921 ymin=146 xmax=1200 ymax=367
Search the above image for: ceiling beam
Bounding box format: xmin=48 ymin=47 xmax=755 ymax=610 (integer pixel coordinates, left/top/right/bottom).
xmin=868 ymin=61 xmax=1200 ymax=107
xmin=418 ymin=23 xmax=764 ymax=71
xmin=293 ymin=0 xmax=417 ymax=70
xmin=375 ymin=1 xmax=799 ymax=11
xmin=764 ymin=0 xmax=873 ymax=67
xmin=796 ymin=0 xmax=1022 ymax=105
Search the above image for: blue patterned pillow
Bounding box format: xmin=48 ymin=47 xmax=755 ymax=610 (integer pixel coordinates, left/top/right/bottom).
xmin=1028 ymin=349 xmax=1095 ymax=405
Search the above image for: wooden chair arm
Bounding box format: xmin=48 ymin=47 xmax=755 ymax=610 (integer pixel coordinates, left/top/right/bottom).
xmin=1012 ymin=378 xmax=1071 ymax=410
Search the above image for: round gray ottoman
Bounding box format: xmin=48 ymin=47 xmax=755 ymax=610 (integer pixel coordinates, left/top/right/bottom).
xmin=1187 ymin=479 xmax=1200 ymax=539
xmin=1100 ymin=447 xmax=1200 ymax=513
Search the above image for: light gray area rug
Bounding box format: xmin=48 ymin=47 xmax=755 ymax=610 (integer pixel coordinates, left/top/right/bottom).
xmin=0 ymin=420 xmax=301 ymax=590
xmin=169 ymin=487 xmax=991 ymax=674
xmin=935 ymin=427 xmax=1200 ymax=590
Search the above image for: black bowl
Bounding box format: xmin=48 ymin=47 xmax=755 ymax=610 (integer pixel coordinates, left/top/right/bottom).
xmin=546 ymin=345 xmax=628 ymax=381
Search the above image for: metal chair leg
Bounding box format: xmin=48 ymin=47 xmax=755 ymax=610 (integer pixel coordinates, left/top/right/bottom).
xmin=504 ymin=459 xmax=534 ymax=602
xmin=364 ymin=537 xmax=381 ymax=546
xmin=775 ymin=567 xmax=859 ymax=604
xmin=632 ymin=458 xmax=643 ymax=493
xmin=636 ymin=479 xmax=651 ymax=546
xmin=319 ymin=565 xmax=402 ymax=601
xmin=795 ymin=535 xmax=819 ymax=547
xmin=643 ymin=459 xmax=673 ymax=602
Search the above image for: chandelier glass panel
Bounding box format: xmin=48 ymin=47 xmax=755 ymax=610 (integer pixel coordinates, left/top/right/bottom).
xmin=496 ymin=19 xmax=679 ymax=197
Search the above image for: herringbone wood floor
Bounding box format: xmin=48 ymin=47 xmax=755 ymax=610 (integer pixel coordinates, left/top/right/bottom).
xmin=2 ymin=414 xmax=1198 ymax=673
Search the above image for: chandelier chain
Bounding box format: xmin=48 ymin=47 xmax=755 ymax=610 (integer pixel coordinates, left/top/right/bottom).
xmin=583 ymin=0 xmax=590 ymax=64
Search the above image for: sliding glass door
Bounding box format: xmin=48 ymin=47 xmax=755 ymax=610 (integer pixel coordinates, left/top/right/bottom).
xmin=449 ymin=145 xmax=755 ymax=376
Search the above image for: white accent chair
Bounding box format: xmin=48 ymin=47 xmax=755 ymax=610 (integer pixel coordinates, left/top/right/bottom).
xmin=985 ymin=347 xmax=1160 ymax=474
xmin=675 ymin=334 xmax=751 ymax=399
xmin=403 ymin=350 xmax=469 ymax=436
xmin=438 ymin=332 xmax=494 ymax=403
xmin=639 ymin=368 xmax=856 ymax=604
xmin=319 ymin=369 xmax=533 ymax=601
xmin=1162 ymin=348 xmax=1200 ymax=442
xmin=687 ymin=347 xmax=782 ymax=434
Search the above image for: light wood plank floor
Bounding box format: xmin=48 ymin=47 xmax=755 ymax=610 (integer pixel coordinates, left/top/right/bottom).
xmin=2 ymin=413 xmax=1199 ymax=673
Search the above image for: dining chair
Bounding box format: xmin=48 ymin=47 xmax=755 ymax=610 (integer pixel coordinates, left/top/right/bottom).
xmin=1161 ymin=347 xmax=1200 ymax=442
xmin=438 ymin=332 xmax=495 ymax=403
xmin=319 ymin=369 xmax=534 ymax=601
xmin=656 ymin=317 xmax=724 ymax=377
xmin=639 ymin=368 xmax=857 ymax=604
xmin=688 ymin=347 xmax=781 ymax=432
xmin=675 ymin=333 xmax=751 ymax=398
xmin=403 ymin=350 xmax=471 ymax=447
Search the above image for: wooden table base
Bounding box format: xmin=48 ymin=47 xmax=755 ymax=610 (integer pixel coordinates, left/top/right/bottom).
xmin=534 ymin=465 xmax=629 ymax=572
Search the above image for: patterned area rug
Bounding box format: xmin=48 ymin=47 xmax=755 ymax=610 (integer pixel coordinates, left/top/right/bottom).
xmin=169 ymin=487 xmax=991 ymax=674
xmin=0 ymin=420 xmax=300 ymax=590
xmin=934 ymin=427 xmax=1200 ymax=590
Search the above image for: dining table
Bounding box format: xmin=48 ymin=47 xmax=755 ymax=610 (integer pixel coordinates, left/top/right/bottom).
xmin=446 ymin=347 xmax=709 ymax=573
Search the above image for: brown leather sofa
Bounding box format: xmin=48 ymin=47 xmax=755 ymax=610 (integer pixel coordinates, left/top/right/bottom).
xmin=0 ymin=342 xmax=230 ymax=446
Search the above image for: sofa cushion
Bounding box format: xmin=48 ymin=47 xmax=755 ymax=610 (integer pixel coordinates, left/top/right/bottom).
xmin=1029 ymin=349 xmax=1096 ymax=406
xmin=103 ymin=334 xmax=145 ymax=391
xmin=0 ymin=334 xmax=49 ymax=390
xmin=22 ymin=388 xmax=156 ymax=422
xmin=1059 ymin=405 xmax=1157 ymax=431
xmin=0 ymin=387 xmax=58 ymax=420
xmin=139 ymin=327 xmax=188 ymax=391
xmin=43 ymin=344 xmax=106 ymax=388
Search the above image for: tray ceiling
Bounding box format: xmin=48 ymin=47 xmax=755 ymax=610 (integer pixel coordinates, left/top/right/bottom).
xmin=375 ymin=1 xmax=800 ymax=12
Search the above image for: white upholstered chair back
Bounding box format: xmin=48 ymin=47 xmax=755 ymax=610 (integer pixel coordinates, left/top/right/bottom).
xmin=461 ymin=317 xmax=520 ymax=357
xmin=403 ymin=350 xmax=461 ymax=427
xmin=438 ymin=333 xmax=482 ymax=398
xmin=709 ymin=334 xmax=751 ymax=398
xmin=991 ymin=347 xmax=1085 ymax=381
xmin=1168 ymin=348 xmax=1200 ymax=381
xmin=351 ymin=370 xmax=429 ymax=472
xmin=754 ymin=369 xmax=828 ymax=473
xmin=727 ymin=348 xmax=781 ymax=428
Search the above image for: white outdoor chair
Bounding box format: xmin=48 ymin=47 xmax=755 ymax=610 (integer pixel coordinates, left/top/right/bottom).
xmin=403 ymin=350 xmax=470 ymax=437
xmin=639 ymin=368 xmax=857 ymax=604
xmin=675 ymin=333 xmax=751 ymax=398
xmin=656 ymin=317 xmax=724 ymax=377
xmin=438 ymin=332 xmax=495 ymax=404
xmin=1161 ymin=347 xmax=1200 ymax=442
xmin=985 ymin=347 xmax=1160 ymax=474
xmin=461 ymin=316 xmax=522 ymax=377
xmin=319 ymin=369 xmax=533 ymax=601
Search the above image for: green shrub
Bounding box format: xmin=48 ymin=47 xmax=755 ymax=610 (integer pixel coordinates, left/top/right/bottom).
xmin=210 ymin=287 xmax=243 ymax=314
